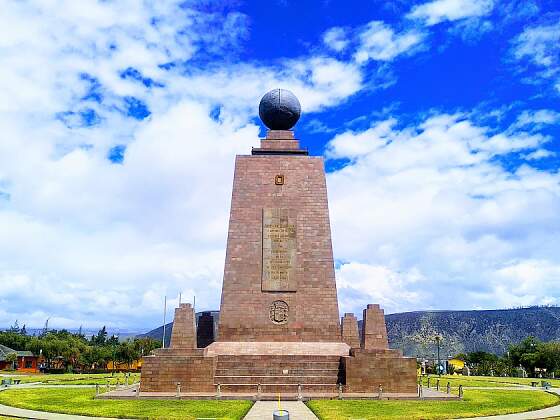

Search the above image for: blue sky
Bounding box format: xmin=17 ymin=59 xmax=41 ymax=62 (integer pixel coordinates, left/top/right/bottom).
xmin=0 ymin=0 xmax=559 ymax=331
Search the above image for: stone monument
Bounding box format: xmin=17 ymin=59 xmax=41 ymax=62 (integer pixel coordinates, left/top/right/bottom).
xmin=140 ymin=88 xmax=417 ymax=396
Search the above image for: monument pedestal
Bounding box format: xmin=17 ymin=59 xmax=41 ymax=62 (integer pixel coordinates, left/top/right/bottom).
xmin=140 ymin=114 xmax=417 ymax=397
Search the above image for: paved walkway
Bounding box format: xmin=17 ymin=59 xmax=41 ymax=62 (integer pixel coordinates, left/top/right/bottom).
xmin=244 ymin=401 xmax=318 ymax=419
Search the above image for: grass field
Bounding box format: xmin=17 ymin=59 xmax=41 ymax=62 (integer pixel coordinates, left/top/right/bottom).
xmin=0 ymin=386 xmax=558 ymax=420
xmin=0 ymin=372 xmax=140 ymax=385
xmin=420 ymin=375 xmax=560 ymax=388
xmin=307 ymin=390 xmax=560 ymax=420
xmin=0 ymin=388 xmax=252 ymax=420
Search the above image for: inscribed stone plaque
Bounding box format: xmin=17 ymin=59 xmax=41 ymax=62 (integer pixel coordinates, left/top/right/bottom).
xmin=262 ymin=208 xmax=297 ymax=291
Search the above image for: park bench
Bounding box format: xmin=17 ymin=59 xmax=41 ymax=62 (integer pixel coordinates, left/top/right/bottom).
xmin=531 ymin=381 xmax=539 ymax=387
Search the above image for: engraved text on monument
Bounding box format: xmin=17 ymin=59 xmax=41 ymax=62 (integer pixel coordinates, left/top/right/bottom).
xmin=262 ymin=208 xmax=297 ymax=291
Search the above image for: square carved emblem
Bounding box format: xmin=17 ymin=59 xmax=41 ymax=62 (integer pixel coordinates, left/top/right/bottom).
xmin=275 ymin=175 xmax=285 ymax=185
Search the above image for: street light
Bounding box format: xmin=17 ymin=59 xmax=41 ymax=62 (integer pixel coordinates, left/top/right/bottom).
xmin=435 ymin=335 xmax=442 ymax=376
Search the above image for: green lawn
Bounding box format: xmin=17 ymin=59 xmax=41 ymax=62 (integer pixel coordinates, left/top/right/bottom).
xmin=0 ymin=388 xmax=252 ymax=420
xmin=0 ymin=372 xmax=140 ymax=385
xmin=421 ymin=374 xmax=560 ymax=388
xmin=307 ymin=390 xmax=560 ymax=420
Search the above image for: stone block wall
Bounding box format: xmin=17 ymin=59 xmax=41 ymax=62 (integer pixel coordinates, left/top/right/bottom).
xmin=217 ymin=150 xmax=341 ymax=342
xmin=362 ymin=304 xmax=389 ymax=350
xmin=341 ymin=313 xmax=360 ymax=349
xmin=343 ymin=349 xmax=417 ymax=394
xmin=140 ymin=351 xmax=216 ymax=393
xmin=170 ymin=303 xmax=196 ymax=349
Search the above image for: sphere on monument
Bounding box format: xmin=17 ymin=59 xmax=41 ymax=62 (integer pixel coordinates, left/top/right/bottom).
xmin=258 ymin=88 xmax=301 ymax=130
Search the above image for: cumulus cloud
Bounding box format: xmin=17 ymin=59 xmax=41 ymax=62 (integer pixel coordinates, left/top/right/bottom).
xmin=327 ymin=113 xmax=560 ymax=314
xmin=0 ymin=0 xmax=370 ymax=329
xmin=323 ymin=27 xmax=349 ymax=52
xmin=1 ymin=0 xmax=558 ymax=330
xmin=408 ymin=0 xmax=495 ymax=26
xmin=336 ymin=263 xmax=424 ymax=315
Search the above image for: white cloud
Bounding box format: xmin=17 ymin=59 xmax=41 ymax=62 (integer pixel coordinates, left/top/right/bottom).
xmin=0 ymin=0 xmax=370 ymax=329
xmin=524 ymin=149 xmax=556 ymax=160
xmin=323 ymin=27 xmax=349 ymax=52
xmin=408 ymin=0 xmax=495 ymax=26
xmin=513 ymin=21 xmax=560 ymax=67
xmin=336 ymin=263 xmax=424 ymax=315
xmin=1 ymin=0 xmax=558 ymax=330
xmin=511 ymin=20 xmax=560 ymax=93
xmin=327 ymin=113 xmax=560 ymax=313
xmin=354 ymin=21 xmax=424 ymax=63
xmin=513 ymin=109 xmax=560 ymax=127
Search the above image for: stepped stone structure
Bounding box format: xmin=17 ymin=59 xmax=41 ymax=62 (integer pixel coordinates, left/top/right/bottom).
xmin=140 ymin=89 xmax=417 ymax=397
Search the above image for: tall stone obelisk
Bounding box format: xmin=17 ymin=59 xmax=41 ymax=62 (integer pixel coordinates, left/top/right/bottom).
xmin=216 ymin=89 xmax=341 ymax=343
xmin=140 ymin=89 xmax=417 ymax=396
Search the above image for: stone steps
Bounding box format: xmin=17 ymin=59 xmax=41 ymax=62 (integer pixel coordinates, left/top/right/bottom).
xmin=215 ymin=375 xmax=339 ymax=385
xmin=214 ymin=354 xmax=341 ymax=393
xmin=216 ymin=355 xmax=341 ymax=362
xmin=216 ymin=362 xmax=339 ymax=370
xmin=215 ymin=368 xmax=339 ymax=376
xmin=216 ymin=383 xmax=340 ymax=393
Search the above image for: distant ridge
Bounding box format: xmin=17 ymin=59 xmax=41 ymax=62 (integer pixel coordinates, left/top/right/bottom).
xmin=139 ymin=306 xmax=560 ymax=357
xmin=385 ymin=306 xmax=560 ymax=357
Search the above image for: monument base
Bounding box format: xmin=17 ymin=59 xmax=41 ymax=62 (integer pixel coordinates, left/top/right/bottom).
xmin=140 ymin=300 xmax=417 ymax=396
xmin=140 ymin=340 xmax=417 ymax=395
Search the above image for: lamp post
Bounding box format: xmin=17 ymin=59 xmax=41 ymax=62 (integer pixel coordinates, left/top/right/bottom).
xmin=435 ymin=335 xmax=442 ymax=376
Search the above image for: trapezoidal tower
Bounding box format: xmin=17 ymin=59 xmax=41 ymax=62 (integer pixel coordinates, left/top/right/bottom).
xmin=140 ymin=89 xmax=417 ymax=397
xmin=215 ymin=129 xmax=341 ymax=343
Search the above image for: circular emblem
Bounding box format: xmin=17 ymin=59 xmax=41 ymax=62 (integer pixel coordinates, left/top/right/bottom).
xmin=269 ymin=300 xmax=289 ymax=325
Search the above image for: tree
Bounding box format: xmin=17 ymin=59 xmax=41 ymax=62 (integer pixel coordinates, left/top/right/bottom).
xmin=0 ymin=330 xmax=30 ymax=350
xmin=509 ymin=336 xmax=541 ymax=376
xmin=8 ymin=320 xmax=19 ymax=333
xmin=116 ymin=340 xmax=140 ymax=371
xmin=454 ymin=353 xmax=467 ymax=362
xmin=91 ymin=326 xmax=108 ymax=346
xmin=134 ymin=337 xmax=160 ymax=357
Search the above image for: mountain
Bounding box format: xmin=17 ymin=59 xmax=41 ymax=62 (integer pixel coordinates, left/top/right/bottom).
xmin=137 ymin=322 xmax=173 ymax=345
xmin=385 ymin=306 xmax=560 ymax=357
xmin=139 ymin=306 xmax=560 ymax=358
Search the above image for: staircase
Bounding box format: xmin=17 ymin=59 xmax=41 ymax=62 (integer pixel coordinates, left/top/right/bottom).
xmin=214 ymin=354 xmax=341 ymax=394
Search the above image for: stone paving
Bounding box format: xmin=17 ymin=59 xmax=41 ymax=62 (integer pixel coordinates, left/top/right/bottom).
xmin=244 ymin=401 xmax=318 ymax=420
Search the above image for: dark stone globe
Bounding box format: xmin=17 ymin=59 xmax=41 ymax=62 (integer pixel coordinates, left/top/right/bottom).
xmin=258 ymin=88 xmax=301 ymax=130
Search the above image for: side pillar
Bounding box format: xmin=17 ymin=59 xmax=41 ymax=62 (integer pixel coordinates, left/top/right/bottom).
xmin=343 ymin=303 xmax=417 ymax=394
xmin=170 ymin=303 xmax=197 ymax=349
xmin=361 ymin=304 xmax=388 ymax=350
xmin=140 ymin=303 xmax=216 ymax=393
xmin=341 ymin=313 xmax=360 ymax=349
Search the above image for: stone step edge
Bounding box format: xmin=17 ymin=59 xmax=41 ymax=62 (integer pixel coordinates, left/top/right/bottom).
xmin=215 ymin=370 xmax=339 ymax=373
xmin=214 ymin=375 xmax=338 ymax=380
xmin=214 ymin=383 xmax=338 ymax=387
